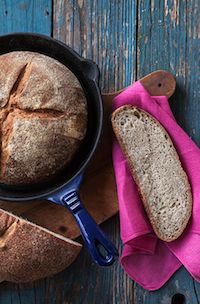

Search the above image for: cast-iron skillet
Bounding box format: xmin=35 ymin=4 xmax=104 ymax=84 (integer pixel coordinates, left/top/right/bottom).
xmin=0 ymin=33 xmax=118 ymax=266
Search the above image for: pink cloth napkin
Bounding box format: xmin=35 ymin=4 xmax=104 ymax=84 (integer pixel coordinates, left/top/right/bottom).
xmin=112 ymin=81 xmax=200 ymax=290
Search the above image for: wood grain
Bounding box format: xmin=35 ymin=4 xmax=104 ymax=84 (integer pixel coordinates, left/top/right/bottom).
xmin=103 ymin=70 xmax=176 ymax=100
xmin=0 ymin=0 xmax=52 ymax=35
xmin=135 ymin=267 xmax=200 ymax=304
xmin=1 ymin=0 xmax=200 ymax=303
xmin=136 ymin=0 xmax=200 ymax=302
xmin=137 ymin=0 xmax=200 ymax=143
xmin=52 ymin=1 xmax=184 ymax=303
xmin=53 ymin=0 xmax=137 ymax=92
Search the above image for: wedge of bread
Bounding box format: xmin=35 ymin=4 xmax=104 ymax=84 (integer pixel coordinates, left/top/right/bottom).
xmin=0 ymin=209 xmax=82 ymax=283
xmin=111 ymin=105 xmax=192 ymax=242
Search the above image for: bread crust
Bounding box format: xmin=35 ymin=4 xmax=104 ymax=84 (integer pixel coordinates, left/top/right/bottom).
xmin=111 ymin=105 xmax=192 ymax=242
xmin=1 ymin=109 xmax=85 ymax=184
xmin=0 ymin=51 xmax=87 ymax=184
xmin=0 ymin=209 xmax=82 ymax=283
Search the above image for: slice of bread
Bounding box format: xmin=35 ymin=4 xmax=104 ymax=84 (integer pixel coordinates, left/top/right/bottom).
xmin=111 ymin=105 xmax=192 ymax=242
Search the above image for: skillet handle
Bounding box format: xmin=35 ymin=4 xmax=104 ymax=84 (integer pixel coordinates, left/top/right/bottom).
xmin=62 ymin=191 xmax=118 ymax=266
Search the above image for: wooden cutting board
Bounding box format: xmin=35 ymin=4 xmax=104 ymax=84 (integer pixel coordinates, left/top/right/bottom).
xmin=0 ymin=70 xmax=176 ymax=240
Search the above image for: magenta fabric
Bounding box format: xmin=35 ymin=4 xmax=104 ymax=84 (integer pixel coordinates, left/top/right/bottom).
xmin=112 ymin=81 xmax=200 ymax=290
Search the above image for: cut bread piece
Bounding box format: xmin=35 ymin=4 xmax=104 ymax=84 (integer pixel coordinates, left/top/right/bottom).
xmin=0 ymin=208 xmax=82 ymax=283
xmin=111 ymin=105 xmax=192 ymax=242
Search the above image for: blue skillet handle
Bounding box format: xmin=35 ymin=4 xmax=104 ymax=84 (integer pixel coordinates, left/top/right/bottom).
xmin=47 ymin=174 xmax=118 ymax=266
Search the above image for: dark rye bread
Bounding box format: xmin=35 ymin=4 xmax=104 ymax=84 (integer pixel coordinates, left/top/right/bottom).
xmin=111 ymin=105 xmax=192 ymax=242
xmin=0 ymin=51 xmax=87 ymax=184
xmin=0 ymin=209 xmax=82 ymax=283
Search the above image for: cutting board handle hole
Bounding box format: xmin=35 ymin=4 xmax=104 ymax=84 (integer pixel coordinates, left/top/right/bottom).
xmin=171 ymin=293 xmax=185 ymax=304
xmin=158 ymin=83 xmax=162 ymax=87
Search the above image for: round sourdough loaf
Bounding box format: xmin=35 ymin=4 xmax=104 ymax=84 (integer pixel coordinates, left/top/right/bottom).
xmin=0 ymin=51 xmax=87 ymax=184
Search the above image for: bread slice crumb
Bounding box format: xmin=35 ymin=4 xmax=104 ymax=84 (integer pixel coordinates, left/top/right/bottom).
xmin=111 ymin=105 xmax=192 ymax=242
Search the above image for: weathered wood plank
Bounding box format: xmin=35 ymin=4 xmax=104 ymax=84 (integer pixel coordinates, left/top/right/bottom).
xmin=0 ymin=0 xmax=52 ymax=35
xmin=135 ymin=267 xmax=199 ymax=304
xmin=0 ymin=1 xmax=53 ymax=304
xmin=53 ymin=0 xmax=137 ymax=92
xmin=52 ymin=1 xmax=137 ymax=303
xmin=45 ymin=218 xmax=133 ymax=304
xmin=1 ymin=0 xmax=200 ymax=303
xmin=0 ymin=282 xmax=38 ymax=304
xmin=137 ymin=0 xmax=200 ymax=145
xmin=136 ymin=0 xmax=200 ymax=302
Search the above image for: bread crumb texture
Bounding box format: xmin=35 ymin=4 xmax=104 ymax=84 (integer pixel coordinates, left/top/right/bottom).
xmin=0 ymin=51 xmax=87 ymax=184
xmin=111 ymin=105 xmax=192 ymax=241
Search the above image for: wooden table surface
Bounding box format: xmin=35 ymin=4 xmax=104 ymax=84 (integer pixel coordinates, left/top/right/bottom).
xmin=1 ymin=1 xmax=200 ymax=303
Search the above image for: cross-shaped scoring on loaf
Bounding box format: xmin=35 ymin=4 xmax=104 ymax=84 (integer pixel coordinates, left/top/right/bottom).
xmin=0 ymin=51 xmax=87 ymax=185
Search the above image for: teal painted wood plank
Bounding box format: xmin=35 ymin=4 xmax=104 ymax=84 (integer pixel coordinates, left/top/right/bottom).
xmin=55 ymin=0 xmax=200 ymax=303
xmin=137 ymin=0 xmax=200 ymax=145
xmin=0 ymin=0 xmax=52 ymax=35
xmin=50 ymin=218 xmax=133 ymax=304
xmin=0 ymin=1 xmax=53 ymax=304
xmin=135 ymin=267 xmax=199 ymax=304
xmin=136 ymin=0 xmax=200 ymax=302
xmin=53 ymin=0 xmax=137 ymax=92
xmin=53 ymin=1 xmax=137 ymax=303
xmin=0 ymin=283 xmax=37 ymax=304
xmin=0 ymin=0 xmax=200 ymax=303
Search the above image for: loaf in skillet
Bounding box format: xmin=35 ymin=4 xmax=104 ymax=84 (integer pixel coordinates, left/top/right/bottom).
xmin=0 ymin=51 xmax=87 ymax=184
xmin=111 ymin=105 xmax=192 ymax=241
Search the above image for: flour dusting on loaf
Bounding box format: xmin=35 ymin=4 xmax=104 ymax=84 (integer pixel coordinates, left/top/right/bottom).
xmin=0 ymin=208 xmax=82 ymax=283
xmin=111 ymin=105 xmax=192 ymax=241
xmin=0 ymin=51 xmax=87 ymax=184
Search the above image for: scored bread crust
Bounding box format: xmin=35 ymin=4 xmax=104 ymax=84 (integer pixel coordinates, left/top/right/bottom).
xmin=1 ymin=109 xmax=84 ymax=184
xmin=0 ymin=208 xmax=82 ymax=283
xmin=111 ymin=105 xmax=192 ymax=242
xmin=0 ymin=51 xmax=87 ymax=184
